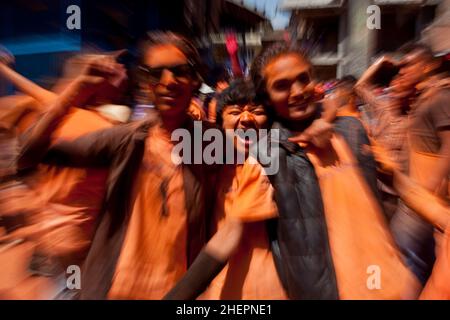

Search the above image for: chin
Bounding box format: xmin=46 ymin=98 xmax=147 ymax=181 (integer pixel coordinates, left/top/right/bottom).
xmin=155 ymin=103 xmax=172 ymax=111
xmin=289 ymin=108 xmax=316 ymax=121
xmin=157 ymin=104 xmax=186 ymax=115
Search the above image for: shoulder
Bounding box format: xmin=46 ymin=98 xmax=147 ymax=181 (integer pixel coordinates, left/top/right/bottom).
xmin=334 ymin=116 xmax=367 ymax=136
xmin=419 ymin=87 xmax=450 ymax=109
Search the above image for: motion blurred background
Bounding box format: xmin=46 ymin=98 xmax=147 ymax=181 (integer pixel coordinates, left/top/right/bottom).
xmin=0 ymin=0 xmax=449 ymax=94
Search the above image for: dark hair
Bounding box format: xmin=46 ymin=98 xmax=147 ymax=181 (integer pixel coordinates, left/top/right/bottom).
xmin=398 ymin=42 xmax=435 ymax=61
xmin=250 ymin=42 xmax=312 ymax=100
xmin=138 ymin=31 xmax=206 ymax=83
xmin=398 ymin=42 xmax=444 ymax=77
xmin=216 ymin=79 xmax=267 ymax=126
xmin=333 ymin=75 xmax=357 ymax=93
xmin=210 ymin=65 xmax=231 ymax=86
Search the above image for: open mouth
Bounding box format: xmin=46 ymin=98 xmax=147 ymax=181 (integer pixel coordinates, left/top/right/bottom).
xmin=160 ymin=97 xmax=175 ymax=104
xmin=235 ymin=128 xmax=258 ymax=147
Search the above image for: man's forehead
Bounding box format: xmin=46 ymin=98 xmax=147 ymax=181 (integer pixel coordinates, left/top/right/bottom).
xmin=144 ymin=44 xmax=188 ymax=67
xmin=264 ymin=54 xmax=311 ymax=81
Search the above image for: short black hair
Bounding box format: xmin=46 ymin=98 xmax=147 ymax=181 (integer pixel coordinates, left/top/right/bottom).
xmin=210 ymin=65 xmax=231 ymax=86
xmin=216 ymin=79 xmax=265 ymax=126
xmin=334 ymin=75 xmax=357 ymax=93
xmin=398 ymin=42 xmax=435 ymax=61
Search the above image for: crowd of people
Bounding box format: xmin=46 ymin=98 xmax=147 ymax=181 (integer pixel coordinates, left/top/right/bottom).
xmin=0 ymin=31 xmax=449 ymax=300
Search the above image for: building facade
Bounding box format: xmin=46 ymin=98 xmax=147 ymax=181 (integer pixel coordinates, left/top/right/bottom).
xmin=281 ymin=0 xmax=442 ymax=79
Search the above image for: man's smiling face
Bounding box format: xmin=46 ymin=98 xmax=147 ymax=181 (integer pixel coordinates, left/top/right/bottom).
xmin=263 ymin=53 xmax=317 ymax=122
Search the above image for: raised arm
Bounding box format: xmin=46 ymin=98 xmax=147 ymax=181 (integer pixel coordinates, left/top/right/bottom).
xmin=354 ymin=56 xmax=394 ymax=112
xmin=17 ymin=55 xmax=128 ymax=170
xmin=226 ymin=33 xmax=243 ymax=78
xmin=16 ymin=75 xmax=105 ymax=170
xmin=0 ymin=48 xmax=57 ymax=106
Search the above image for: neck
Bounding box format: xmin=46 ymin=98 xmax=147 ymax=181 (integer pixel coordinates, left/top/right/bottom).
xmin=340 ymin=102 xmax=357 ymax=113
xmin=277 ymin=113 xmax=318 ymax=134
xmin=160 ymin=111 xmax=190 ymax=133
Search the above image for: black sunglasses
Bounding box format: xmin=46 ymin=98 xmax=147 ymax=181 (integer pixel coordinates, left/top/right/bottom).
xmin=139 ymin=62 xmax=195 ymax=84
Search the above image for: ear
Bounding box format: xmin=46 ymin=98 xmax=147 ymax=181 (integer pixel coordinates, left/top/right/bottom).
xmin=145 ymin=82 xmax=156 ymax=102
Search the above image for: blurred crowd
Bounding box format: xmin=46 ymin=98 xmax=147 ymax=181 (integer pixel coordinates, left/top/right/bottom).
xmin=0 ymin=30 xmax=449 ymax=300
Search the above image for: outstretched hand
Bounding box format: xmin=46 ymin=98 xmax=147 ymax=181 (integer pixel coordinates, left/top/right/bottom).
xmin=69 ymin=50 xmax=128 ymax=107
xmin=78 ymin=50 xmax=127 ymax=86
xmin=225 ymin=33 xmax=239 ymax=56
xmin=373 ymin=55 xmax=397 ymax=72
xmin=289 ymin=118 xmax=333 ymax=149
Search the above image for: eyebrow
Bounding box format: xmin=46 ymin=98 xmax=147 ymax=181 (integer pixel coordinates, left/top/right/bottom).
xmin=271 ymin=70 xmax=311 ymax=84
xmin=225 ymin=103 xmax=262 ymax=110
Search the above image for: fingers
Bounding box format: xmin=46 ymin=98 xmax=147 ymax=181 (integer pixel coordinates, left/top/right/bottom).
xmin=109 ymin=49 xmax=127 ymax=60
xmin=77 ymin=54 xmax=127 ymax=91
xmin=288 ymin=119 xmax=333 ymax=149
xmin=89 ymin=58 xmax=122 ymax=76
xmin=77 ymin=75 xmax=106 ymax=87
xmin=310 ymin=130 xmax=333 ymax=149
xmin=314 ymin=83 xmax=325 ymax=101
xmin=0 ymin=225 xmax=37 ymax=244
xmin=288 ymin=133 xmax=309 ymax=143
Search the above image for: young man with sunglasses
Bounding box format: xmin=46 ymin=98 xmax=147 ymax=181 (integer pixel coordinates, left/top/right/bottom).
xmin=17 ymin=32 xmax=216 ymax=299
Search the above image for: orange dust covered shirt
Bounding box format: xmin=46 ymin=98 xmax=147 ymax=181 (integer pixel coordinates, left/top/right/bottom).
xmin=200 ymin=160 xmax=287 ymax=300
xmin=27 ymin=108 xmax=112 ymax=238
xmin=108 ymin=125 xmax=188 ymax=300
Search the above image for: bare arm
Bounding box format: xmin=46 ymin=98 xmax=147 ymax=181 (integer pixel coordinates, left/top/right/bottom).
xmin=16 ymin=52 xmax=129 ymax=170
xmin=422 ymin=130 xmax=450 ymax=193
xmin=356 ymin=57 xmax=387 ymax=89
xmin=226 ymin=33 xmax=243 ymax=78
xmin=0 ymin=63 xmax=56 ymax=106
xmin=204 ymin=217 xmax=243 ymax=261
xmin=16 ymin=75 xmax=104 ymax=170
xmin=372 ymin=132 xmax=450 ymax=232
xmin=355 ymin=56 xmax=394 ymax=112
xmin=394 ymin=170 xmax=450 ymax=233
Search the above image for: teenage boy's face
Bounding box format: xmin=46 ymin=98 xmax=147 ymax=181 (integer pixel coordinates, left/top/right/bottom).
xmin=263 ymin=53 xmax=316 ymax=122
xmin=222 ymin=103 xmax=268 ymax=154
xmin=143 ymin=44 xmax=197 ymax=118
